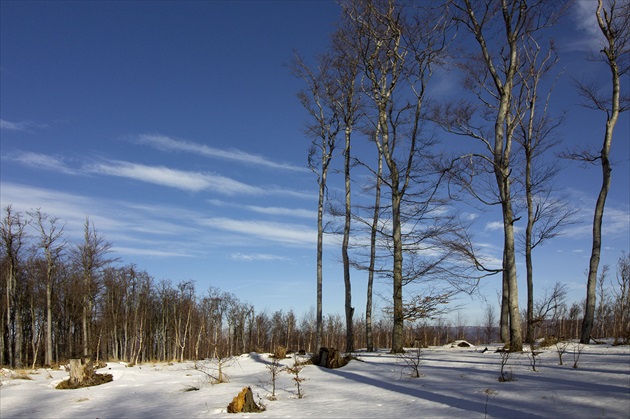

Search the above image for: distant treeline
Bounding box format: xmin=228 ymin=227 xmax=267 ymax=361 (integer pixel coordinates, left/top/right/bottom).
xmin=2 ymin=206 xmax=628 ymax=368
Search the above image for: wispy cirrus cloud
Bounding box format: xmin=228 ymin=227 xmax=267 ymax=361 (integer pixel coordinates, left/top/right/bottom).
xmin=84 ymin=160 xmax=264 ymax=195
xmin=565 ymin=1 xmax=606 ymax=52
xmin=135 ymin=134 xmax=309 ymax=173
xmin=6 ymin=150 xmax=311 ymax=198
xmin=0 ymin=182 xmax=213 ymax=258
xmin=230 ymin=252 xmax=289 ymax=262
xmin=201 ymin=217 xmax=316 ymax=246
xmin=562 ymin=206 xmax=630 ymax=239
xmin=0 ymin=119 xmax=44 ymax=132
xmin=208 ymin=199 xmax=316 ymax=219
xmin=5 ymin=151 xmax=77 ymax=174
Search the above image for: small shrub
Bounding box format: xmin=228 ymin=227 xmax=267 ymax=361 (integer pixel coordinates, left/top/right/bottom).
xmin=273 ymin=345 xmax=287 ymax=359
xmin=526 ymin=343 xmax=542 ymax=372
xmin=482 ymin=388 xmax=498 ymax=419
xmin=498 ymin=351 xmax=515 ymax=382
xmin=13 ymin=370 xmax=34 ymax=380
xmin=286 ymin=354 xmax=307 ymax=399
xmin=193 ymin=358 xmax=233 ymax=385
xmin=539 ymin=335 xmax=559 ymax=348
xmin=398 ymin=348 xmax=423 ymax=378
xmin=555 ymin=341 xmax=569 ymax=365
xmin=266 ymin=357 xmax=284 ymax=400
xmin=572 ymin=343 xmax=584 ymax=369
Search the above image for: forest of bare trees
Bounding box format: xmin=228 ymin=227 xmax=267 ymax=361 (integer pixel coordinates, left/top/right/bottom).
xmin=1 ymin=205 xmax=628 ymax=368
xmin=295 ymin=0 xmax=628 ymax=353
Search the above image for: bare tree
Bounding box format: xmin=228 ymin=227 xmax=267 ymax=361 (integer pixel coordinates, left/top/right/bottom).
xmin=70 ymin=217 xmax=114 ymax=360
xmin=595 ymin=265 xmax=611 ymax=338
xmin=29 ymin=209 xmax=66 ymax=366
xmin=173 ymin=280 xmax=195 ymax=362
xmin=515 ymin=36 xmax=576 ymax=343
xmin=532 ymin=282 xmax=568 ymax=340
xmin=572 ymin=0 xmax=630 ymax=344
xmin=483 ymin=303 xmax=497 ymax=343
xmin=291 ymin=51 xmax=341 ymax=352
xmin=441 ymin=0 xmax=566 ymax=351
xmin=612 ymin=252 xmax=630 ymax=342
xmin=1 ymin=205 xmax=28 ymax=367
xmin=332 ymin=27 xmax=362 ymax=353
xmin=343 ymin=0 xmax=450 ymax=353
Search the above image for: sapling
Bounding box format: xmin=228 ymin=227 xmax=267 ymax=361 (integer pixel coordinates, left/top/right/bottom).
xmin=286 ymin=354 xmax=306 ymax=398
xmin=555 ymin=341 xmax=569 ymax=365
xmin=526 ymin=343 xmax=541 ymax=372
xmin=483 ymin=388 xmax=498 ymax=419
xmin=193 ymin=354 xmax=235 ymax=385
xmin=266 ymin=357 xmax=284 ymax=400
xmin=498 ymin=351 xmax=514 ymax=382
xmin=572 ymin=343 xmax=584 ymax=369
xmin=398 ymin=348 xmax=423 ymax=378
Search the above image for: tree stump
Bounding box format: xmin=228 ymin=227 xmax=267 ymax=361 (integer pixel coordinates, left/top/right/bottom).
xmin=317 ymin=347 xmax=343 ymax=369
xmin=227 ymin=386 xmax=262 ymax=413
xmin=317 ymin=347 xmax=329 ymax=368
xmin=69 ymin=359 xmax=85 ymax=386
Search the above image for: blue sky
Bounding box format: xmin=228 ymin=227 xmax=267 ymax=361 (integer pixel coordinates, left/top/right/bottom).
xmin=1 ymin=1 xmax=628 ymax=325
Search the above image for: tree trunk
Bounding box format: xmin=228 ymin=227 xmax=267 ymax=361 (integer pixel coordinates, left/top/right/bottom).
xmin=315 ymin=166 xmax=327 ymax=352
xmin=391 ymin=188 xmax=404 ymax=353
xmin=580 ymin=0 xmax=621 ymax=344
xmin=500 ymin=252 xmax=509 ymax=343
xmin=46 ymin=280 xmax=53 ymax=366
xmin=366 ymin=152 xmax=382 ymax=352
xmin=343 ymin=126 xmax=354 ymax=353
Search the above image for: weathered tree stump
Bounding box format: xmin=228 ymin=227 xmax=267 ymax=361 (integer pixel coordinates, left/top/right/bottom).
xmin=58 ymin=358 xmax=112 ymax=389
xmin=69 ymin=359 xmax=85 ymax=386
xmin=317 ymin=347 xmax=344 ymax=369
xmin=227 ymin=386 xmax=262 ymax=414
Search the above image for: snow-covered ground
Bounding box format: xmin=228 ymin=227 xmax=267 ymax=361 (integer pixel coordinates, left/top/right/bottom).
xmin=1 ymin=342 xmax=628 ymax=418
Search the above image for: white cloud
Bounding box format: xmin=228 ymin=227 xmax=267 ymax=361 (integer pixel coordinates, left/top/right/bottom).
xmin=1 ymin=119 xmax=34 ymax=132
xmin=6 ymin=151 xmax=77 ymax=174
xmin=561 ymin=201 xmax=629 ymax=239
xmin=485 ymin=221 xmax=504 ymax=231
xmin=484 ymin=220 xmax=524 ymax=234
xmin=230 ymin=253 xmax=289 ymax=262
xmin=111 ymin=246 xmax=194 ymax=258
xmin=246 ymin=205 xmax=316 ymax=219
xmin=201 ymin=217 xmax=316 ymax=246
xmin=208 ymin=200 xmax=316 ymax=219
xmin=0 ymin=182 xmax=206 ymax=256
xmin=136 ymin=134 xmax=309 ymax=173
xmin=566 ymin=1 xmax=607 ymax=51
xmin=84 ymin=160 xmax=264 ymax=195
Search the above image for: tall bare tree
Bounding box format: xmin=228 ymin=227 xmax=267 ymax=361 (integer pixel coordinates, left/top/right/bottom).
xmin=515 ymin=36 xmax=576 ymax=343
xmin=343 ymin=0 xmax=450 ymax=353
xmin=29 ymin=209 xmax=66 ymax=366
xmin=70 ymin=217 xmax=114 ymax=359
xmin=329 ymin=23 xmax=363 ymax=353
xmin=292 ymin=52 xmax=342 ymax=352
xmin=573 ymin=0 xmax=630 ymax=344
xmin=612 ymin=252 xmax=630 ymax=341
xmin=442 ymin=0 xmax=566 ymax=351
xmin=1 ymin=205 xmax=28 ymax=367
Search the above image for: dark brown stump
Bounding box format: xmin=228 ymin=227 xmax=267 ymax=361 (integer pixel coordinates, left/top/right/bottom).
xmin=317 ymin=347 xmax=329 ymax=367
xmin=227 ymin=386 xmax=262 ymax=413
